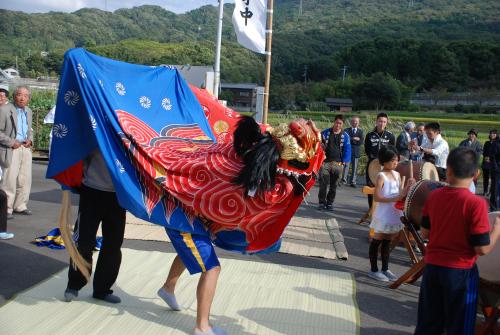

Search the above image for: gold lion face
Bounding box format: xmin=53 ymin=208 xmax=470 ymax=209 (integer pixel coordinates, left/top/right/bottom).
xmin=269 ymin=119 xmax=324 ymax=177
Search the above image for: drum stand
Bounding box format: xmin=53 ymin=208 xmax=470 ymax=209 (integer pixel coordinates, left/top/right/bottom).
xmin=477 ymin=279 xmax=500 ymax=335
xmin=358 ymin=186 xmax=377 ymax=226
xmin=389 ymin=216 xmax=427 ymax=289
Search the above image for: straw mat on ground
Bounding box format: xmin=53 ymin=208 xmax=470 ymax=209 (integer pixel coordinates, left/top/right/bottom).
xmin=0 ymin=249 xmax=359 ymax=335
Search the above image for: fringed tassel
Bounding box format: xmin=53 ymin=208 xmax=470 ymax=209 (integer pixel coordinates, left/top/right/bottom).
xmin=59 ymin=190 xmax=91 ymax=281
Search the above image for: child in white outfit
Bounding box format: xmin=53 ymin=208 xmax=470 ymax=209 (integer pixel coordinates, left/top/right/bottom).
xmin=368 ymin=146 xmax=414 ymax=282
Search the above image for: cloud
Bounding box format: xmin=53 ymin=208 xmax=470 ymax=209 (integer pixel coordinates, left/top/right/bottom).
xmin=0 ymin=0 xmax=231 ymax=14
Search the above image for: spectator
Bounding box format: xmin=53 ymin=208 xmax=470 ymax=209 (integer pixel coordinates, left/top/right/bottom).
xmin=342 ymin=116 xmax=364 ymax=187
xmin=0 ymin=167 xmax=12 ymax=239
xmin=0 ymin=85 xmax=9 ymax=105
xmin=0 ymin=86 xmax=33 ymax=219
xmin=482 ymin=130 xmax=497 ymax=196
xmin=318 ymin=115 xmax=351 ymax=211
xmin=364 ymin=112 xmax=396 ymax=208
xmin=396 ymin=121 xmax=415 ymax=159
xmin=413 ymin=122 xmax=449 ymax=181
xmin=459 ymin=129 xmax=483 ymax=163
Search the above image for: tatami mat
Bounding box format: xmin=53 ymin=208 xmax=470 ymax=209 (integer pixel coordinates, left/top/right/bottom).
xmin=0 ymin=249 xmax=359 ymax=335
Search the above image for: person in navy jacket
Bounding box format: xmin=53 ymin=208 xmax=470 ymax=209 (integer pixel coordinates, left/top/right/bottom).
xmin=342 ymin=116 xmax=364 ymax=187
xmin=318 ymin=114 xmax=351 ymax=211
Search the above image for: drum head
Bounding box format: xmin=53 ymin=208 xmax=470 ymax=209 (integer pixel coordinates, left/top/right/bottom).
xmin=420 ymin=162 xmax=439 ymax=181
xmin=368 ymin=159 xmax=382 ymax=185
xmin=477 ymin=212 xmax=500 ymax=284
xmin=403 ymin=180 xmax=445 ymax=227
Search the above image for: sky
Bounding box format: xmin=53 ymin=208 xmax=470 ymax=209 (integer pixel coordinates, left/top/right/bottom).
xmin=0 ymin=0 xmax=234 ymax=14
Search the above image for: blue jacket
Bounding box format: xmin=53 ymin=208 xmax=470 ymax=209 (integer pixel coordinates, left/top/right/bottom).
xmin=321 ymin=128 xmax=351 ymax=163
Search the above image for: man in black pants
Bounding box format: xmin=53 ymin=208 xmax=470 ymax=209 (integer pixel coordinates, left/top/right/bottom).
xmin=364 ymin=113 xmax=395 ymax=208
xmin=0 ymin=188 xmax=13 ymax=239
xmin=489 ymin=136 xmax=500 ymax=211
xmin=64 ymin=149 xmax=126 ymax=303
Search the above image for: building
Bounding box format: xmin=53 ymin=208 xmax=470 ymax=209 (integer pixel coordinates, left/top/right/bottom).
xmin=220 ymin=83 xmax=260 ymax=111
xmin=325 ymin=98 xmax=353 ymax=112
xmin=173 ymin=65 xmax=213 ymax=89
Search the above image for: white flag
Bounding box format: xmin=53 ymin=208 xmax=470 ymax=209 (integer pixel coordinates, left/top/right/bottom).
xmin=232 ymin=0 xmax=267 ymax=54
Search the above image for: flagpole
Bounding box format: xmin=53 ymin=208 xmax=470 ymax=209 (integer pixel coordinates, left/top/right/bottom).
xmin=213 ymin=0 xmax=224 ymax=98
xmin=262 ymin=0 xmax=274 ymax=124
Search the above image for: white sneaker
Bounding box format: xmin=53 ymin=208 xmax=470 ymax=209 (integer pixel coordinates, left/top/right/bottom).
xmin=382 ymin=270 xmax=398 ymax=281
xmin=0 ymin=232 xmax=14 ymax=240
xmin=368 ymin=271 xmax=389 ymax=282
xmin=193 ymin=326 xmax=228 ymax=335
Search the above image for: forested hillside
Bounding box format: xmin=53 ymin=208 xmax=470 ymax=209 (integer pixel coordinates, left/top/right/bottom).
xmin=0 ymin=0 xmax=499 ymax=109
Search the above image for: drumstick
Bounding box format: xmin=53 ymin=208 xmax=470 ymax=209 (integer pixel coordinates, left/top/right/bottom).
xmin=409 ymin=159 xmax=413 ymax=182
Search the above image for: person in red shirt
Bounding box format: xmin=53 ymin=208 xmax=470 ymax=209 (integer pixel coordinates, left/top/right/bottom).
xmin=415 ymin=147 xmax=500 ymax=335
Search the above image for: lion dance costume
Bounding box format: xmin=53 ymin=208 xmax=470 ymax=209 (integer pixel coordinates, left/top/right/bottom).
xmin=47 ymin=49 xmax=325 ymax=277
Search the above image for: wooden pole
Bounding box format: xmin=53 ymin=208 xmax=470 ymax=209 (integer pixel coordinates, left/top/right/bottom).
xmin=262 ymin=0 xmax=274 ymax=124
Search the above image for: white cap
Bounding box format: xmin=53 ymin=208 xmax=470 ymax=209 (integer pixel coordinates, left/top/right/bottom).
xmin=0 ymin=84 xmax=9 ymax=92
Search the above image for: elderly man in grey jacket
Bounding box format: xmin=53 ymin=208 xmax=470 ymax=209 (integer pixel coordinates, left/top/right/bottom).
xmin=0 ymin=86 xmax=33 ymax=218
xmin=396 ymin=121 xmax=415 ymax=160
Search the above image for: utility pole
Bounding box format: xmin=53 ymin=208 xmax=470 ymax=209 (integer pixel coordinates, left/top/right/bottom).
xmin=299 ymin=0 xmax=303 ymax=16
xmin=105 ymin=0 xmax=108 ymax=11
xmin=342 ymin=65 xmax=347 ymax=82
xmin=213 ymin=0 xmax=224 ymax=98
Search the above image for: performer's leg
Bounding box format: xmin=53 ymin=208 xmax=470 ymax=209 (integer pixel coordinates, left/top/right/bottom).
xmin=66 ymin=186 xmax=102 ymax=298
xmin=195 ymin=265 xmax=221 ymax=333
xmin=162 ymin=255 xmax=185 ymax=293
xmin=158 ymin=255 xmax=184 ymax=311
xmin=93 ymin=190 xmax=126 ymax=302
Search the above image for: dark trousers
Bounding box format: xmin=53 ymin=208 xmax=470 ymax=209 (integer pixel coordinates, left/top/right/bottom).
xmin=482 ymin=168 xmax=490 ymax=194
xmin=415 ymin=264 xmax=479 ymax=335
xmin=366 ymin=160 xmax=374 ymax=208
xmin=0 ymin=189 xmax=7 ymax=232
xmin=67 ymin=185 xmax=126 ymax=297
xmin=318 ymin=162 xmax=343 ymax=205
xmin=490 ymin=173 xmax=499 ymax=211
xmin=437 ymin=167 xmax=447 ymax=182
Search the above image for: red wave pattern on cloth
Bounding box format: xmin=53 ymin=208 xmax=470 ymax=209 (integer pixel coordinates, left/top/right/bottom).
xmin=117 ymin=88 xmax=322 ymax=252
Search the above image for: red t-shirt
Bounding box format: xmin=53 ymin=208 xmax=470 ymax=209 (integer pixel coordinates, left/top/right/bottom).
xmin=422 ymin=186 xmax=490 ymax=269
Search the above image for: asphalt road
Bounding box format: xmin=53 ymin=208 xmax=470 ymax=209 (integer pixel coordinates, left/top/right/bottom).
xmin=0 ymin=162 xmax=420 ymax=334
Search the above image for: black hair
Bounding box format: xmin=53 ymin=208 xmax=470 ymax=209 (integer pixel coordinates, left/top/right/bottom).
xmin=378 ymin=145 xmax=398 ymax=164
xmin=489 ymin=129 xmax=498 ymax=135
xmin=0 ymin=88 xmax=8 ymax=97
xmin=233 ymin=116 xmax=281 ymax=195
xmin=425 ymin=122 xmax=440 ymax=132
xmin=376 ymin=112 xmax=388 ymax=120
xmin=334 ymin=114 xmax=344 ymax=122
xmin=447 ymin=147 xmax=477 ymax=179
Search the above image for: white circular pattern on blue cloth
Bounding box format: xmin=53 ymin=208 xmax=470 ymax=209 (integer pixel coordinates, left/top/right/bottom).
xmin=140 ymin=96 xmax=152 ymax=109
xmin=64 ymin=90 xmax=79 ymax=106
xmin=162 ymin=98 xmax=172 ymax=111
xmin=115 ymin=82 xmax=126 ymax=96
xmin=77 ymin=64 xmax=86 ymax=79
xmin=53 ymin=124 xmax=68 ymax=138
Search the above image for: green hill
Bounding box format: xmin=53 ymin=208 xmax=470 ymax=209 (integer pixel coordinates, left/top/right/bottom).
xmin=0 ymin=0 xmax=499 ymax=93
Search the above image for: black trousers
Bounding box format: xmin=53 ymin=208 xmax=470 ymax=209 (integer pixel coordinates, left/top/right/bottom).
xmin=67 ymin=185 xmax=126 ymax=297
xmin=365 ymin=160 xmax=374 ymax=208
xmin=490 ymin=173 xmax=499 ymax=211
xmin=482 ymin=168 xmax=490 ymax=194
xmin=0 ymin=189 xmax=7 ymax=232
xmin=318 ymin=162 xmax=343 ymax=205
xmin=415 ymin=264 xmax=478 ymax=335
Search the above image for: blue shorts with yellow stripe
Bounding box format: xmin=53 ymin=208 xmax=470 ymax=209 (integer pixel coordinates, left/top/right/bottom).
xmin=165 ymin=228 xmax=220 ymax=275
